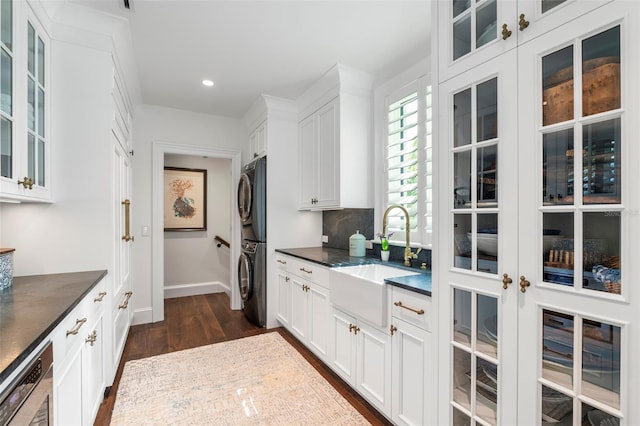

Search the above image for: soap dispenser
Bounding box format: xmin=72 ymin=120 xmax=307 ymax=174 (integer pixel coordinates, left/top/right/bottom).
xmin=349 ymin=230 xmax=366 ymax=257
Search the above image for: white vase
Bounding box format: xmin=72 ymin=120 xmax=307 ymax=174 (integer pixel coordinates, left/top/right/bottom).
xmin=381 ymin=250 xmax=390 ymax=262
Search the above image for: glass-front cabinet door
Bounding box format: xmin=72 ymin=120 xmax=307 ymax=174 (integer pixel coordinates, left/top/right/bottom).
xmin=517 ymin=2 xmax=639 ymax=423
xmin=439 ymin=49 xmax=519 ymax=425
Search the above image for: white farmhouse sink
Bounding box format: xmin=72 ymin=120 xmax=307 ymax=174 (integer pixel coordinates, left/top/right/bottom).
xmin=330 ymin=264 xmax=420 ymax=327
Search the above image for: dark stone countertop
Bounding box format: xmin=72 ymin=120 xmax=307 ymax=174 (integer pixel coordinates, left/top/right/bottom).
xmin=275 ymin=247 xmax=432 ymax=296
xmin=0 ymin=270 xmax=107 ymax=384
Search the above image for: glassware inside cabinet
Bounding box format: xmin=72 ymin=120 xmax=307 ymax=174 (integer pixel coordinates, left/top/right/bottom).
xmin=542 ymin=213 xmax=574 ymax=286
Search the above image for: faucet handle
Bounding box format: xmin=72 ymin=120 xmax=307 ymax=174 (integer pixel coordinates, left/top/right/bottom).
xmin=410 ymin=248 xmax=422 ymax=259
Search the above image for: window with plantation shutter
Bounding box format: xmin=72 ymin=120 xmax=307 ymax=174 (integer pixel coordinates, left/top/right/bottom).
xmin=384 ymin=78 xmax=432 ymax=246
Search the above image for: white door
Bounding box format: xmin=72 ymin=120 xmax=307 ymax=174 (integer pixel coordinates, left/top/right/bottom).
xmin=307 ymin=282 xmax=330 ymax=360
xmin=298 ymin=114 xmax=316 ymax=209
xmin=316 ymin=98 xmax=339 ymax=208
xmin=517 ymin=3 xmax=639 ymax=423
xmin=438 ymin=50 xmax=519 ymax=425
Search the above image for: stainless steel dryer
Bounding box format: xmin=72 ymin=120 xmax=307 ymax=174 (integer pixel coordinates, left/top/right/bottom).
xmin=237 ymin=157 xmax=266 ymax=242
xmin=238 ymin=240 xmax=266 ymax=327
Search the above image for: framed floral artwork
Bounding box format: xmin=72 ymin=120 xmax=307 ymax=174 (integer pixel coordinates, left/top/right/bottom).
xmin=164 ymin=167 xmax=207 ymax=231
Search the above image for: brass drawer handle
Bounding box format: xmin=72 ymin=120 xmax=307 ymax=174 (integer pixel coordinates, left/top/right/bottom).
xmin=66 ymin=318 xmax=88 ymax=337
xmin=94 ymin=291 xmax=107 ymax=302
xmin=394 ymin=301 xmax=425 ymax=315
xmin=119 ymin=291 xmax=133 ymax=309
xmin=277 ymin=259 xmax=287 ymax=264
xmin=300 ymin=267 xmax=312 ymax=274
xmin=85 ymin=330 xmax=97 ymax=346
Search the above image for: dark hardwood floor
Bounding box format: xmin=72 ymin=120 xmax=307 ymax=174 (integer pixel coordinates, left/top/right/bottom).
xmin=94 ymin=293 xmax=392 ymax=425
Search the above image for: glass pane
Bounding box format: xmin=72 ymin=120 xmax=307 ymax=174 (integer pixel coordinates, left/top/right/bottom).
xmin=583 ymin=26 xmax=620 ymax=117
xmin=452 ymin=406 xmax=471 ymax=426
xmin=1 ymin=48 xmax=10 ymax=115
xmin=37 ymin=138 xmax=44 ymax=186
xmin=542 ymin=0 xmax=566 ymax=14
xmin=453 ymin=347 xmax=472 ymax=411
xmin=454 ymin=288 xmax=472 ymax=346
xmin=27 ymin=23 xmax=34 ymax=75
xmin=1 ymin=0 xmax=12 ymax=50
xmin=543 ymin=128 xmax=574 ymax=205
xmin=582 ymin=403 xmax=620 ymax=425
xmin=27 ymin=77 xmax=34 ymax=131
xmin=37 ymin=87 xmax=44 ymax=136
xmin=477 ymin=214 xmax=498 ymax=273
xmin=476 ymin=0 xmax=497 ymax=48
xmin=454 ymin=88 xmax=471 ymax=147
xmin=477 ymin=145 xmax=497 ymax=207
xmin=582 ymin=320 xmax=620 ymax=409
xmin=454 ymin=214 xmax=472 ymax=269
xmin=541 ymin=384 xmax=573 ymax=424
xmin=477 ymin=78 xmax=497 ymax=142
xmin=585 ymin=212 xmax=620 ymax=294
xmin=542 ymin=310 xmax=574 ymax=389
xmin=453 ymin=14 xmax=471 ymax=61
xmin=476 ymin=357 xmax=498 ymax=425
xmin=0 ymin=115 xmax=11 ymax=178
xmin=453 ymin=0 xmax=470 ymax=18
xmin=37 ymin=36 xmax=44 ymax=86
xmin=543 ymin=46 xmax=574 ymax=126
xmin=454 ymin=150 xmax=471 ymax=208
xmin=583 ymin=119 xmax=620 ymax=204
xmin=543 ymin=213 xmax=574 ymax=286
xmin=27 ymin=133 xmax=35 ymax=180
xmin=477 ymin=294 xmax=497 ymax=358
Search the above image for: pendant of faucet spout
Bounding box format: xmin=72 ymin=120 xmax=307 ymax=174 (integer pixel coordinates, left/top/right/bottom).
xmin=382 ymin=205 xmax=412 ymax=265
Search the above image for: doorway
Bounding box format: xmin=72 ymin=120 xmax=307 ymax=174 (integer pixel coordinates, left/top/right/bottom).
xmin=152 ymin=142 xmax=242 ymax=322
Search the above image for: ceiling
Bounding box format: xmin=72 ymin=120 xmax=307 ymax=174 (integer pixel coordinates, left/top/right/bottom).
xmin=68 ymin=0 xmax=431 ymax=119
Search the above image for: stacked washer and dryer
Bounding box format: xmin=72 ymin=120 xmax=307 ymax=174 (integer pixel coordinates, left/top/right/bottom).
xmin=237 ymin=157 xmax=267 ymax=327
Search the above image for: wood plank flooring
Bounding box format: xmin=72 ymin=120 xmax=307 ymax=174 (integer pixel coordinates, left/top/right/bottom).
xmin=94 ymin=293 xmax=392 ymax=425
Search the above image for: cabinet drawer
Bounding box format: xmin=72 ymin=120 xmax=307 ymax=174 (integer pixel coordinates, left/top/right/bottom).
xmin=289 ymin=258 xmax=329 ymax=287
xmin=391 ymin=287 xmax=432 ymax=332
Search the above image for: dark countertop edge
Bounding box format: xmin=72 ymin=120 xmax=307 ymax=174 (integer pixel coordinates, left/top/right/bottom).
xmin=276 ymin=247 xmax=432 ymax=296
xmin=0 ymin=270 xmax=108 ymax=384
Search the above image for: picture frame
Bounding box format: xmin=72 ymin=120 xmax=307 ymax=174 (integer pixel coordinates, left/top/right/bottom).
xmin=164 ymin=167 xmax=207 ymax=231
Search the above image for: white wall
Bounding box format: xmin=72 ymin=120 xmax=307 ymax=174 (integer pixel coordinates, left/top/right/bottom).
xmin=131 ymin=105 xmax=246 ymax=323
xmin=163 ymin=154 xmax=231 ymax=295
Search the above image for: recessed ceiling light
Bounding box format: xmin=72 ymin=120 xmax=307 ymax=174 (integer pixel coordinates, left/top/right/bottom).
xmin=202 ymin=79 xmax=214 ymax=87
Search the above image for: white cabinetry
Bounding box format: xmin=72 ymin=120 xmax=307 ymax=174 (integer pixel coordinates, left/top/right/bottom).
xmin=248 ymin=119 xmax=267 ymax=160
xmin=436 ymin=1 xmax=640 ymax=424
xmin=53 ymin=280 xmax=107 ymax=426
xmin=296 ymin=64 xmax=373 ymax=210
xmin=390 ymin=287 xmax=434 ymax=426
xmin=276 ymin=255 xmax=331 ymax=362
xmin=330 ymin=307 xmax=392 ymax=415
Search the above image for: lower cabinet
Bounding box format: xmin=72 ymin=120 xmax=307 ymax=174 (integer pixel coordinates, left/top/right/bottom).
xmin=289 ymin=274 xmax=331 ymax=361
xmin=330 ymin=307 xmax=392 ymax=415
xmin=53 ymin=282 xmax=106 ymax=426
xmin=390 ymin=286 xmax=435 ymax=426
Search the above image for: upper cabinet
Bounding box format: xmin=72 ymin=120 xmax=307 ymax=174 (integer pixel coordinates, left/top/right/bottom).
xmin=0 ymin=1 xmax=51 ymax=202
xmin=438 ymin=0 xmax=614 ymax=82
xmin=248 ymin=119 xmax=267 ymax=160
xmin=297 ymin=64 xmax=373 ymax=211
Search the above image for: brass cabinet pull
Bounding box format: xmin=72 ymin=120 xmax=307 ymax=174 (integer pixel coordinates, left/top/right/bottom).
xmin=502 ymin=273 xmax=513 ymax=289
xmin=121 ymin=199 xmax=134 ymax=242
xmin=390 ymin=324 xmax=397 ymax=336
xmin=520 ymin=276 xmax=531 ymax=293
xmin=277 ymin=259 xmax=287 ymax=264
xmin=119 ymin=291 xmax=133 ymax=309
xmin=285 ymin=276 xmax=290 ymax=282
xmin=300 ymin=267 xmax=312 ymax=274
xmin=17 ymin=177 xmax=34 ymax=189
xmin=85 ymin=330 xmax=97 ymax=346
xmin=394 ymin=301 xmax=425 ymax=315
xmin=66 ymin=318 xmax=87 ymax=337
xmin=519 ymin=13 xmax=530 ymax=31
xmin=501 ymin=23 xmax=512 ymax=40
xmin=94 ymin=291 xmax=107 ymax=302
xmin=349 ymin=323 xmax=360 ymax=335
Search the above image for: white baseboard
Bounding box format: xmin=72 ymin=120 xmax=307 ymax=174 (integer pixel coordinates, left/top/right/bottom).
xmin=164 ymin=281 xmax=230 ymax=299
xmin=132 ymin=307 xmax=153 ymax=326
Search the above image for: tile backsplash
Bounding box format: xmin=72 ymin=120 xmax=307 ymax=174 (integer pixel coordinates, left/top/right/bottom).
xmin=322 ymin=209 xmax=374 ymax=250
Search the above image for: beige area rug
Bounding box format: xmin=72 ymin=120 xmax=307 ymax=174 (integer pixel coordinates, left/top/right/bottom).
xmin=110 ymin=332 xmax=370 ymax=425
